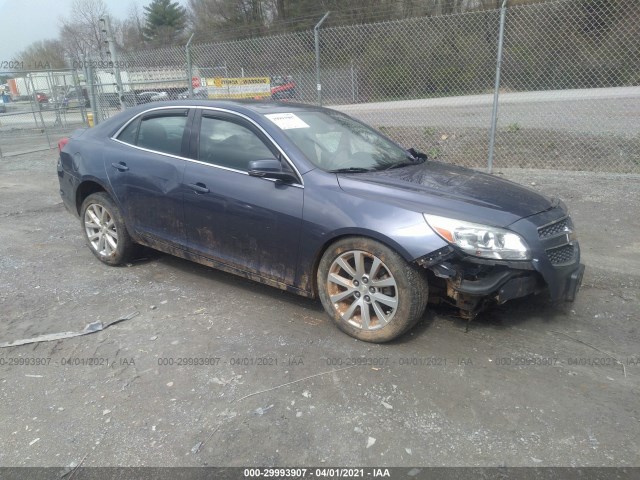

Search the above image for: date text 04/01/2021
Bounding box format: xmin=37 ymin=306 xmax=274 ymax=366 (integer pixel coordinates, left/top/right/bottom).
xmin=243 ymin=468 xmax=391 ymax=477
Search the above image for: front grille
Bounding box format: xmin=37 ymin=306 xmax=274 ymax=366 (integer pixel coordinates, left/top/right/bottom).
xmin=534 ymin=213 xmax=579 ymax=267
xmin=546 ymin=244 xmax=576 ymax=265
xmin=538 ymin=218 xmax=568 ymax=238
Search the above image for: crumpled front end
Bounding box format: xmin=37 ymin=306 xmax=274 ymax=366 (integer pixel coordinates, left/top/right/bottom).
xmin=417 ymin=207 xmax=585 ymax=319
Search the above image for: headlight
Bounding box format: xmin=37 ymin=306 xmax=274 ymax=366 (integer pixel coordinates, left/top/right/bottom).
xmin=424 ymin=214 xmax=530 ymax=260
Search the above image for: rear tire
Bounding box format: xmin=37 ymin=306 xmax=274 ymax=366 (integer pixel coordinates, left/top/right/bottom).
xmin=317 ymin=237 xmax=429 ymax=343
xmin=80 ymin=192 xmax=134 ymax=266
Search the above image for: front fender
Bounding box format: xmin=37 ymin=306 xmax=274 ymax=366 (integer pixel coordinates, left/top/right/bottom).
xmin=295 ymin=170 xmax=449 ymax=295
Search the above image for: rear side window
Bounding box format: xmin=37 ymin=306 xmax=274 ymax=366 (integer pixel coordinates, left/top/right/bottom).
xmin=138 ymin=115 xmax=188 ymax=156
xmin=117 ymin=109 xmax=188 ymax=157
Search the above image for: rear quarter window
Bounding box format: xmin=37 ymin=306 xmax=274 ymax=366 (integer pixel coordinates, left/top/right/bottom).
xmin=117 ymin=118 xmax=140 ymax=145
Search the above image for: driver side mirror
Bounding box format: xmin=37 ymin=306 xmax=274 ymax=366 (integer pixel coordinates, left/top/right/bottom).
xmin=248 ymin=159 xmax=298 ymax=183
xmin=407 ymin=148 xmax=428 ymax=160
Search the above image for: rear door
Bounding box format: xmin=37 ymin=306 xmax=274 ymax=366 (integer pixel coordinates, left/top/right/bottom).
xmin=105 ymin=108 xmax=192 ymax=246
xmin=182 ymin=109 xmax=303 ymax=286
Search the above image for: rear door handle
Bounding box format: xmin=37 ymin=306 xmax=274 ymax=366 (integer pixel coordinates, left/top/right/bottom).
xmin=111 ymin=162 xmax=129 ymax=172
xmin=187 ymin=182 xmax=210 ymax=194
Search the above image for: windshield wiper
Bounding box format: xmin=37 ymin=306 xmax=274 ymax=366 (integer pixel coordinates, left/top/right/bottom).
xmin=381 ymin=157 xmax=425 ymax=171
xmin=328 ymin=167 xmax=372 ymax=173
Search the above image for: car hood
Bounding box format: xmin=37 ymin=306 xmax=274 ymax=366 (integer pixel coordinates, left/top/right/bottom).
xmin=336 ymin=161 xmax=557 ymax=227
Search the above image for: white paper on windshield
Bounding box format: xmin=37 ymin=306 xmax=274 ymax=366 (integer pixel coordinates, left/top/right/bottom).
xmin=265 ymin=113 xmax=310 ymax=130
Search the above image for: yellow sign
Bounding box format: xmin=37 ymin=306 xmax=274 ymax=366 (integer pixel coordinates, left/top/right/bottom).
xmin=203 ymin=77 xmax=271 ymax=99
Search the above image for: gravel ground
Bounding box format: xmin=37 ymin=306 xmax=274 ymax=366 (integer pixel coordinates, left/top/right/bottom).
xmin=0 ymin=149 xmax=639 ymax=469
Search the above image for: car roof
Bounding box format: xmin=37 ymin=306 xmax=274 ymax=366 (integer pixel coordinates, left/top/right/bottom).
xmin=85 ymin=100 xmax=329 ymax=138
xmin=137 ymin=99 xmax=323 ymax=114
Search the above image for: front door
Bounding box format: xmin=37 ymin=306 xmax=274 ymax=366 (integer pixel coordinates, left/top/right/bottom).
xmin=182 ymin=111 xmax=303 ymax=286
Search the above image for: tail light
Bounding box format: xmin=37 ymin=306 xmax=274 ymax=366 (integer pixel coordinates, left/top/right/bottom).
xmin=58 ymin=137 xmax=69 ymax=153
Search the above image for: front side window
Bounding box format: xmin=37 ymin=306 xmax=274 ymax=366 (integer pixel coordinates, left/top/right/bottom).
xmin=198 ymin=116 xmax=276 ymax=171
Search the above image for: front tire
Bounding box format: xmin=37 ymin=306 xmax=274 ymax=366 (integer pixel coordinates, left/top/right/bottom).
xmin=317 ymin=237 xmax=429 ymax=343
xmin=80 ymin=192 xmax=134 ymax=266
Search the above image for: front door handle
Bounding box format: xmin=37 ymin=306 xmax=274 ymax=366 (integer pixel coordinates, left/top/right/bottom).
xmin=187 ymin=182 xmax=210 ymax=194
xmin=111 ymin=162 xmax=129 ymax=172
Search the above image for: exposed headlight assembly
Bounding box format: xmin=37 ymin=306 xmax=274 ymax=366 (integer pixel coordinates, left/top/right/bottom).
xmin=424 ymin=214 xmax=530 ymax=260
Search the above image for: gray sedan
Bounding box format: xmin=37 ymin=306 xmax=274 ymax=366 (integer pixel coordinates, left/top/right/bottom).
xmin=57 ymin=100 xmax=584 ymax=342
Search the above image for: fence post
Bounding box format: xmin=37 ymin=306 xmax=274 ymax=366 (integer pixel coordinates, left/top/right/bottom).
xmin=186 ymin=33 xmax=195 ymax=98
xmin=49 ymin=69 xmax=64 ymax=129
xmin=28 ymin=74 xmax=51 ymax=149
xmin=314 ymin=12 xmax=330 ymax=106
xmin=487 ymin=0 xmax=508 ymax=174
xmin=72 ymin=68 xmax=87 ymax=125
xmin=25 ymin=74 xmax=40 ymax=130
xmin=86 ymin=59 xmax=100 ymax=126
xmin=100 ymin=16 xmax=125 ymax=110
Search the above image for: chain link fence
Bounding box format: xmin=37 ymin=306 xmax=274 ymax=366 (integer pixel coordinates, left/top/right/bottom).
xmin=2 ymin=0 xmax=638 ymax=172
xmin=495 ymin=0 xmax=639 ymax=171
xmin=0 ymin=69 xmax=88 ymax=156
xmin=326 ymin=0 xmax=640 ymax=172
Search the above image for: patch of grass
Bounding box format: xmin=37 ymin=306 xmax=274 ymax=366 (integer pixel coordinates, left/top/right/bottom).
xmin=506 ymin=123 xmax=522 ymax=133
xmin=358 ymin=125 xmax=639 ymax=172
xmin=423 ymin=126 xmax=437 ymax=137
xmin=427 ymin=147 xmax=443 ymax=159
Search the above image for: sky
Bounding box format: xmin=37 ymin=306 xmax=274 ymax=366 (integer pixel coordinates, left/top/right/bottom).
xmin=0 ymin=0 xmax=186 ymax=67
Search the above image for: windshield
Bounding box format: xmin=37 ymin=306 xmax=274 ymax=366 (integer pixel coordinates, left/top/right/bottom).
xmin=264 ymin=110 xmax=414 ymax=172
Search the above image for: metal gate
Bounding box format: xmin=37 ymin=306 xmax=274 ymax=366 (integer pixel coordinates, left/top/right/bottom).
xmin=0 ymin=69 xmax=89 ymax=157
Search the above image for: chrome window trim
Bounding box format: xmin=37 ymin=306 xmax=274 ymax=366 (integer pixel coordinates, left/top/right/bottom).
xmin=111 ymin=106 xmax=189 ymax=139
xmin=184 ymin=157 xmax=303 ymax=188
xmin=110 ymin=104 xmax=304 ymax=187
xmin=111 ymin=137 xmax=189 ymax=162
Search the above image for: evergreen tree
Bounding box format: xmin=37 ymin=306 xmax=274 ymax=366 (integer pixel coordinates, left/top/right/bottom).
xmin=143 ymin=0 xmax=187 ymax=46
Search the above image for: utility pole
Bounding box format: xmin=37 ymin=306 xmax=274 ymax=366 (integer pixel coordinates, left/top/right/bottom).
xmin=100 ymin=15 xmax=125 ymax=110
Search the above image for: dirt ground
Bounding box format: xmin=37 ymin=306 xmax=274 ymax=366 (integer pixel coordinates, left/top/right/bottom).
xmin=0 ymin=149 xmax=639 ymax=469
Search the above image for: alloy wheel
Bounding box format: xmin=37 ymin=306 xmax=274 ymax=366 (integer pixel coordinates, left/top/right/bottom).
xmin=84 ymin=203 xmax=118 ymax=257
xmin=326 ymin=250 xmax=399 ymax=330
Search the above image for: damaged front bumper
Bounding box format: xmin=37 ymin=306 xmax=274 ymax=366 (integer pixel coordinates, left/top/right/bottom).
xmin=417 ymin=209 xmax=585 ymax=317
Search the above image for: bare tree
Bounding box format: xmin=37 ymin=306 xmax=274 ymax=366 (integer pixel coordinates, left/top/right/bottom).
xmin=59 ymin=0 xmax=110 ymax=62
xmin=187 ymin=0 xmax=243 ymax=42
xmin=187 ymin=0 xmax=278 ymax=42
xmin=119 ymin=1 xmax=146 ymax=52
xmin=14 ymin=40 xmax=68 ymax=70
